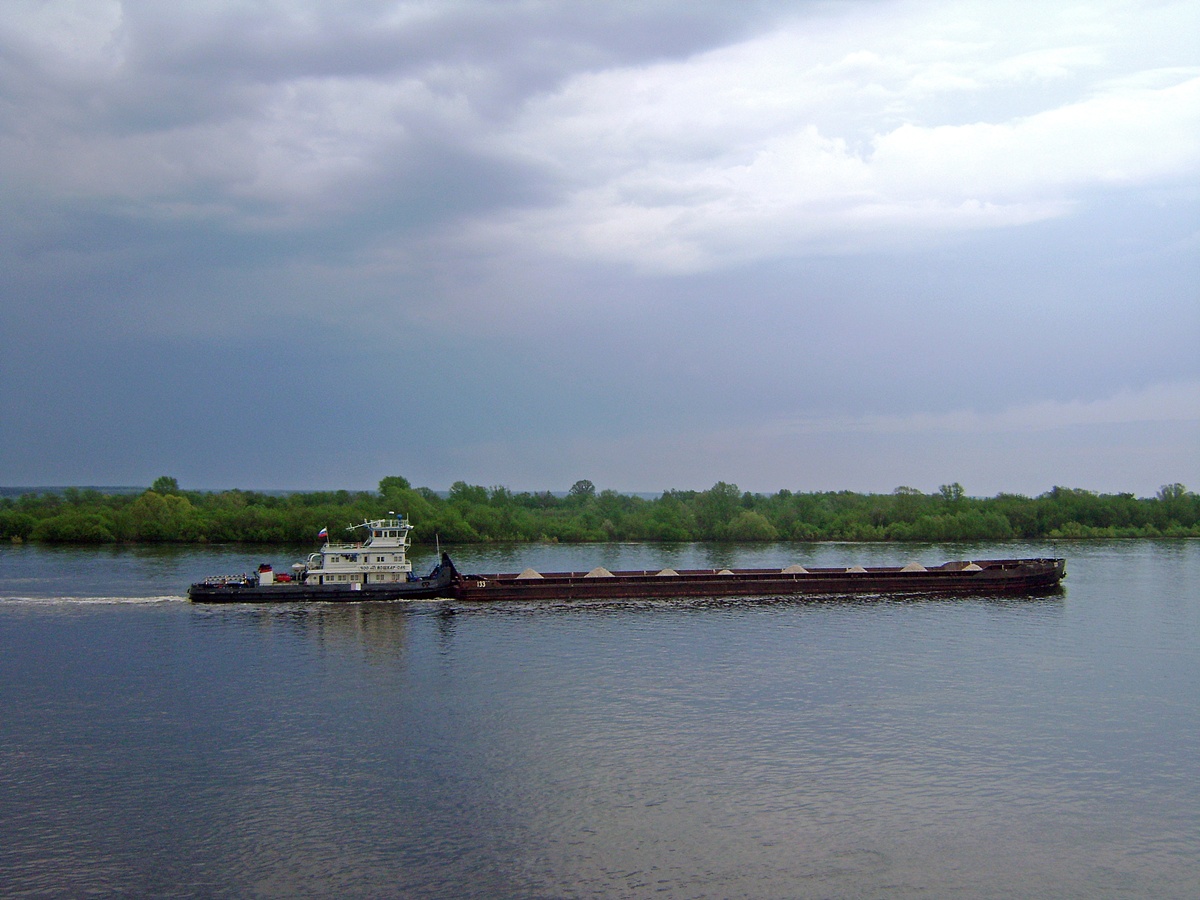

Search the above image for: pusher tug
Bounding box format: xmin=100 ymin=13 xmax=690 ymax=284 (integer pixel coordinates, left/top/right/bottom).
xmin=188 ymin=515 xmax=454 ymax=602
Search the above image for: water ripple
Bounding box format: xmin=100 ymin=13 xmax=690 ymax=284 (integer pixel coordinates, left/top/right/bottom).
xmin=1 ymin=540 xmax=1199 ymax=898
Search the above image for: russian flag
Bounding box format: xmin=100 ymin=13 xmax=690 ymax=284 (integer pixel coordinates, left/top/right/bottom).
xmin=318 ymin=527 xmax=328 ymax=540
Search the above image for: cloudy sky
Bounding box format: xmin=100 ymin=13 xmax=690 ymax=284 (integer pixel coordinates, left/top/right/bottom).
xmin=2 ymin=0 xmax=1197 ymax=496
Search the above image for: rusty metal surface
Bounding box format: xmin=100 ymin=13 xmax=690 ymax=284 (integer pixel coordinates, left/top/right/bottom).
xmin=449 ymin=558 xmax=1066 ymax=602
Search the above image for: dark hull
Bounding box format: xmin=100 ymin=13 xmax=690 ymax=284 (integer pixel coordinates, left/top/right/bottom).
xmin=448 ymin=558 xmax=1066 ymax=602
xmin=189 ymin=559 xmax=455 ymax=603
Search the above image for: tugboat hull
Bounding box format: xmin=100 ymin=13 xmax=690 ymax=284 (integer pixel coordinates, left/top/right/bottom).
xmin=189 ymin=549 xmax=455 ymax=603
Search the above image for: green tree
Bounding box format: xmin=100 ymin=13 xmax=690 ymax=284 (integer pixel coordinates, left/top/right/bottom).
xmin=646 ymin=492 xmax=694 ymax=542
xmin=695 ymin=482 xmax=741 ymax=539
xmin=1154 ymin=483 xmax=1196 ymax=530
xmin=1158 ymin=483 xmax=1188 ymax=502
xmin=0 ymin=511 xmax=37 ymax=540
xmin=379 ymin=476 xmax=438 ymax=525
xmin=568 ymin=479 xmax=597 ymax=501
xmin=127 ymin=491 xmax=198 ymax=541
xmin=722 ymin=510 xmax=779 ymax=541
xmin=938 ymin=483 xmax=965 ymax=504
xmin=449 ymin=481 xmax=489 ymax=506
xmin=151 ymin=476 xmax=180 ymax=494
xmin=31 ymin=511 xmax=117 ymax=543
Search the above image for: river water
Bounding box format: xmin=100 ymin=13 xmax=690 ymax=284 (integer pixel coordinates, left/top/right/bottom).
xmin=1 ymin=539 xmax=1198 ymax=898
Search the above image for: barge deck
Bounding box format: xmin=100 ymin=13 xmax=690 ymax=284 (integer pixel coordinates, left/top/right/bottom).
xmin=446 ymin=557 xmax=1066 ymax=602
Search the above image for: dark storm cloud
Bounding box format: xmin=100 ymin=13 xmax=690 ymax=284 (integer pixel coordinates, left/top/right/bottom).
xmin=1 ymin=1 xmax=1197 ymax=493
xmin=1 ymin=1 xmax=804 ymax=324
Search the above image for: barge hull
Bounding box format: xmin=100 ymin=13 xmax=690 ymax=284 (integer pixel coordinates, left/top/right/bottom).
xmin=448 ymin=558 xmax=1066 ymax=602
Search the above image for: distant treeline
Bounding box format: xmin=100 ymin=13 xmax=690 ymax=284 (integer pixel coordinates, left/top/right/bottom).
xmin=2 ymin=476 xmax=1198 ymax=545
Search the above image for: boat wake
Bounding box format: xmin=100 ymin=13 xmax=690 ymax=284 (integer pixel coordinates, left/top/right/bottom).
xmin=0 ymin=595 xmax=188 ymax=606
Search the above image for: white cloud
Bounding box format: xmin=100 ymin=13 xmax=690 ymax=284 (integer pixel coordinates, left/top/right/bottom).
xmin=5 ymin=0 xmax=1196 ymax=254
xmin=872 ymin=75 xmax=1200 ymax=196
xmin=479 ymin=0 xmax=1200 ymax=271
xmin=1 ymin=0 xmax=124 ymax=69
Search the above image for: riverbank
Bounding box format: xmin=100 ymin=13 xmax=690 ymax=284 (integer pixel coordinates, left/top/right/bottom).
xmin=2 ymin=477 xmax=1197 ymax=545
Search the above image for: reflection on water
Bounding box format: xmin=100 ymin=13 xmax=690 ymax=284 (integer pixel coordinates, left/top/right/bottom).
xmin=1 ymin=539 xmax=1198 ymax=898
xmin=198 ymin=601 xmax=420 ymax=664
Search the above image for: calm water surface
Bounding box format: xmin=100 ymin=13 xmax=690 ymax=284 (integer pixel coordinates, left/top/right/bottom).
xmin=1 ymin=539 xmax=1198 ymax=898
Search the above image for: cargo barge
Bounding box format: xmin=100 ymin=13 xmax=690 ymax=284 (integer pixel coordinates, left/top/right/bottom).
xmin=445 ymin=557 xmax=1066 ymax=602
xmin=188 ymin=513 xmax=1064 ymax=603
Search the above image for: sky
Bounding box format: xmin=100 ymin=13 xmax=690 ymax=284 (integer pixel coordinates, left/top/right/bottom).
xmin=1 ymin=0 xmax=1197 ymax=497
